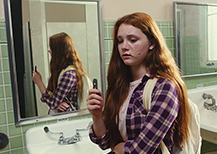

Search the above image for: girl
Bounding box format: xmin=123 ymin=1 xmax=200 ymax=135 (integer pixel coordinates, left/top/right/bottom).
xmin=87 ymin=12 xmax=191 ymax=154
xmin=33 ymin=32 xmax=89 ymax=113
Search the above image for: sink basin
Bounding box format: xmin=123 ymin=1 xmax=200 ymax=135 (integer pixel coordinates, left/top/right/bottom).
xmin=25 ymin=117 xmax=111 ymax=154
xmin=187 ymin=85 xmax=217 ymax=144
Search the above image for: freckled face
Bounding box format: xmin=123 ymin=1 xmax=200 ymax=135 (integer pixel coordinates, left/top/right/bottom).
xmin=117 ymin=24 xmax=152 ymax=68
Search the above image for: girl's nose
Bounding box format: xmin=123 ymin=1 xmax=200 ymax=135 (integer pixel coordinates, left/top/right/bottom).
xmin=121 ymin=40 xmax=129 ymax=51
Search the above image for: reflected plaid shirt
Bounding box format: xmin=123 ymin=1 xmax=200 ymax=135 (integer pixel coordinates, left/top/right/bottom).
xmin=89 ymin=75 xmax=179 ymax=154
xmin=41 ymin=70 xmax=78 ymax=112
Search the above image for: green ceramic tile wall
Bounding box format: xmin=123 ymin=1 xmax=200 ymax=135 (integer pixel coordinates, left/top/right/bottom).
xmin=1 ymin=18 xmax=217 ymax=153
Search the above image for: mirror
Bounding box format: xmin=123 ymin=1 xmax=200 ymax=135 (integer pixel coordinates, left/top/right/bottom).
xmin=4 ymin=0 xmax=105 ymax=125
xmin=174 ymin=2 xmax=217 ymax=78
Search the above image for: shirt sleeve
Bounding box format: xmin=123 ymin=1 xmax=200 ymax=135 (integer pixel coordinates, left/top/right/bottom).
xmin=124 ymin=80 xmax=180 ymax=154
xmin=89 ymin=125 xmax=110 ymax=150
xmin=41 ymin=70 xmax=77 ymax=109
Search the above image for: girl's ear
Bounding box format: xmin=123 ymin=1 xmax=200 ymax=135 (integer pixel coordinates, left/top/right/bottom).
xmin=149 ymin=44 xmax=155 ymax=50
xmin=149 ymin=39 xmax=156 ymax=50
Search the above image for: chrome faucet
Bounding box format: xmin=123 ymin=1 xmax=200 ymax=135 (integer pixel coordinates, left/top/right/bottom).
xmin=58 ymin=131 xmax=82 ymax=145
xmin=44 ymin=121 xmax=93 ymax=145
xmin=44 ymin=126 xmax=82 ymax=145
xmin=202 ymin=93 xmax=217 ymax=112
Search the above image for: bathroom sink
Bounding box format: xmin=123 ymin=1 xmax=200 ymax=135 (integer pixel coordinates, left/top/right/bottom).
xmin=25 ymin=117 xmax=111 ymax=154
xmin=187 ymin=85 xmax=217 ymax=144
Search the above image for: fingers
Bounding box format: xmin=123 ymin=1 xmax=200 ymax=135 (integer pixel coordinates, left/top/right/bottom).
xmin=32 ymin=71 xmax=39 ymax=78
xmin=86 ymin=90 xmax=103 ymax=107
xmin=32 ymin=71 xmax=37 ymax=76
xmin=32 ymin=72 xmax=38 ymax=83
xmin=89 ymin=89 xmax=102 ymax=96
xmin=87 ymin=100 xmax=102 ymax=110
xmin=86 ymin=89 xmax=104 ymax=117
xmin=32 ymin=71 xmax=42 ymax=83
xmin=32 ymin=70 xmax=40 ymax=76
xmin=57 ymin=102 xmax=69 ymax=111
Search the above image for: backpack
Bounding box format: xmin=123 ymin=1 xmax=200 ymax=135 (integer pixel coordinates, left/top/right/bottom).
xmin=77 ymin=72 xmax=93 ymax=109
xmin=49 ymin=66 xmax=92 ymax=114
xmin=142 ymin=78 xmax=202 ymax=154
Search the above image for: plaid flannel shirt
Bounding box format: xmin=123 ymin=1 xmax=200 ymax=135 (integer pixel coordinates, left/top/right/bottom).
xmin=89 ymin=75 xmax=179 ymax=154
xmin=41 ymin=70 xmax=78 ymax=112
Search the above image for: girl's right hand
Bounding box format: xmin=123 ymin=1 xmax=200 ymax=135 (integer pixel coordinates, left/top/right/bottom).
xmin=56 ymin=102 xmax=69 ymax=112
xmin=32 ymin=70 xmax=46 ymax=94
xmin=86 ymin=89 xmax=104 ymax=118
xmin=87 ymin=89 xmax=107 ymax=138
xmin=32 ymin=70 xmax=42 ymax=85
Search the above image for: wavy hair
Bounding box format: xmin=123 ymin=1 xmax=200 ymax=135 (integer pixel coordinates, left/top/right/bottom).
xmin=103 ymin=12 xmax=191 ymax=148
xmin=47 ymin=32 xmax=88 ymax=102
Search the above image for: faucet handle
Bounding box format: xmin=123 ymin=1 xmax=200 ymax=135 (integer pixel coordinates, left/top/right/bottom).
xmin=87 ymin=121 xmax=93 ymax=129
xmin=76 ymin=121 xmax=93 ymax=133
xmin=202 ymin=93 xmax=216 ymax=106
xmin=44 ymin=126 xmax=63 ymax=136
xmin=58 ymin=132 xmax=65 ymax=144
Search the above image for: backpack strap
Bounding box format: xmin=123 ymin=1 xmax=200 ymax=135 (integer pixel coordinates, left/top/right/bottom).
xmin=78 ymin=74 xmax=93 ymax=109
xmin=142 ymin=78 xmax=170 ymax=154
xmin=142 ymin=78 xmax=158 ymax=110
xmin=58 ymin=65 xmax=75 ymax=84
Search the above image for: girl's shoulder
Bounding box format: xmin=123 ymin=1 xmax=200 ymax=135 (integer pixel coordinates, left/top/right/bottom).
xmin=60 ymin=65 xmax=76 ymax=75
xmin=58 ymin=66 xmax=76 ymax=83
xmin=63 ymin=65 xmax=75 ymax=72
xmin=153 ymin=78 xmax=178 ymax=94
xmin=155 ymin=78 xmax=173 ymax=85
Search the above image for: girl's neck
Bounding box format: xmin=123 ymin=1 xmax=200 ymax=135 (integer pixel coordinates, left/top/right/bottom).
xmin=131 ymin=66 xmax=147 ymax=81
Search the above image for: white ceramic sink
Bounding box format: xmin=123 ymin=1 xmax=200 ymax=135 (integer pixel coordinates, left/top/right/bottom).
xmin=187 ymin=85 xmax=217 ymax=144
xmin=25 ymin=117 xmax=111 ymax=154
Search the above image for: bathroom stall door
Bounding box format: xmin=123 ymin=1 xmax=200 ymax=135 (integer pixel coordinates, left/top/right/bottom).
xmin=23 ymin=22 xmax=38 ymax=117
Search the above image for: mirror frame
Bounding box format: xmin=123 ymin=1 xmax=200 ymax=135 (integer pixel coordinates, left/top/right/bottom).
xmin=4 ymin=0 xmax=105 ymax=125
xmin=174 ymin=1 xmax=217 ymax=78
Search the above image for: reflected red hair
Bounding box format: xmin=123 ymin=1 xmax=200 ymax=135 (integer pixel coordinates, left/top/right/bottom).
xmin=47 ymin=32 xmax=88 ymax=102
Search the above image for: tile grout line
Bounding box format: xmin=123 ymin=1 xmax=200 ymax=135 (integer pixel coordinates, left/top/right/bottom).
xmin=1 ymin=43 xmax=12 ymax=153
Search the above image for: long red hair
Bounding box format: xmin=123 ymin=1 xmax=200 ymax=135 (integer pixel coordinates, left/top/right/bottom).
xmin=103 ymin=12 xmax=191 ymax=148
xmin=47 ymin=32 xmax=88 ymax=102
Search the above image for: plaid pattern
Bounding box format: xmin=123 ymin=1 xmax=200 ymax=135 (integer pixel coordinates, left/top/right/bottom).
xmin=41 ymin=70 xmax=78 ymax=111
xmin=89 ymin=75 xmax=179 ymax=154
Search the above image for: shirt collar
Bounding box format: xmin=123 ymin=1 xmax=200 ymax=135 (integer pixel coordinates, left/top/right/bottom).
xmin=141 ymin=72 xmax=154 ymax=82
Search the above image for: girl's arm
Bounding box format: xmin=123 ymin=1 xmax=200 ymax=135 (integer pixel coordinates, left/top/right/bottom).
xmin=87 ymin=89 xmax=110 ymax=150
xmin=87 ymin=89 xmax=106 ymax=137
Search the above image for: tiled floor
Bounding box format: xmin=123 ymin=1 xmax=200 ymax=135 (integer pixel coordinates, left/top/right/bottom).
xmin=201 ymin=140 xmax=217 ymax=154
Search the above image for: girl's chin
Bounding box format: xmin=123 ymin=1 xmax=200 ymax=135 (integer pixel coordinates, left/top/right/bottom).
xmin=123 ymin=61 xmax=133 ymax=66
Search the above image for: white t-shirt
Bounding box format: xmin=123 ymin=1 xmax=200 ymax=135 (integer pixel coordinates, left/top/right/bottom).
xmin=118 ymin=78 xmax=142 ymax=141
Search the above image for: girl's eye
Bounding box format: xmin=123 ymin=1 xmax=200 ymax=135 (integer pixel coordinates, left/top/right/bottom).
xmin=131 ymin=39 xmax=137 ymax=42
xmin=117 ymin=39 xmax=123 ymax=43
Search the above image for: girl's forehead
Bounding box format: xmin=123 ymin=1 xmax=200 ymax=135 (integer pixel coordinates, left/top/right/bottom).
xmin=117 ymin=24 xmax=144 ymax=37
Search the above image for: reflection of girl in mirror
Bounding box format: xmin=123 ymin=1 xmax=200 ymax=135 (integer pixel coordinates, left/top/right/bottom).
xmin=87 ymin=12 xmax=192 ymax=153
xmin=32 ymin=32 xmax=89 ymax=114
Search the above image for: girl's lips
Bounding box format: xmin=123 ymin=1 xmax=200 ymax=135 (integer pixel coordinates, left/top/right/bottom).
xmin=122 ymin=54 xmax=131 ymax=58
